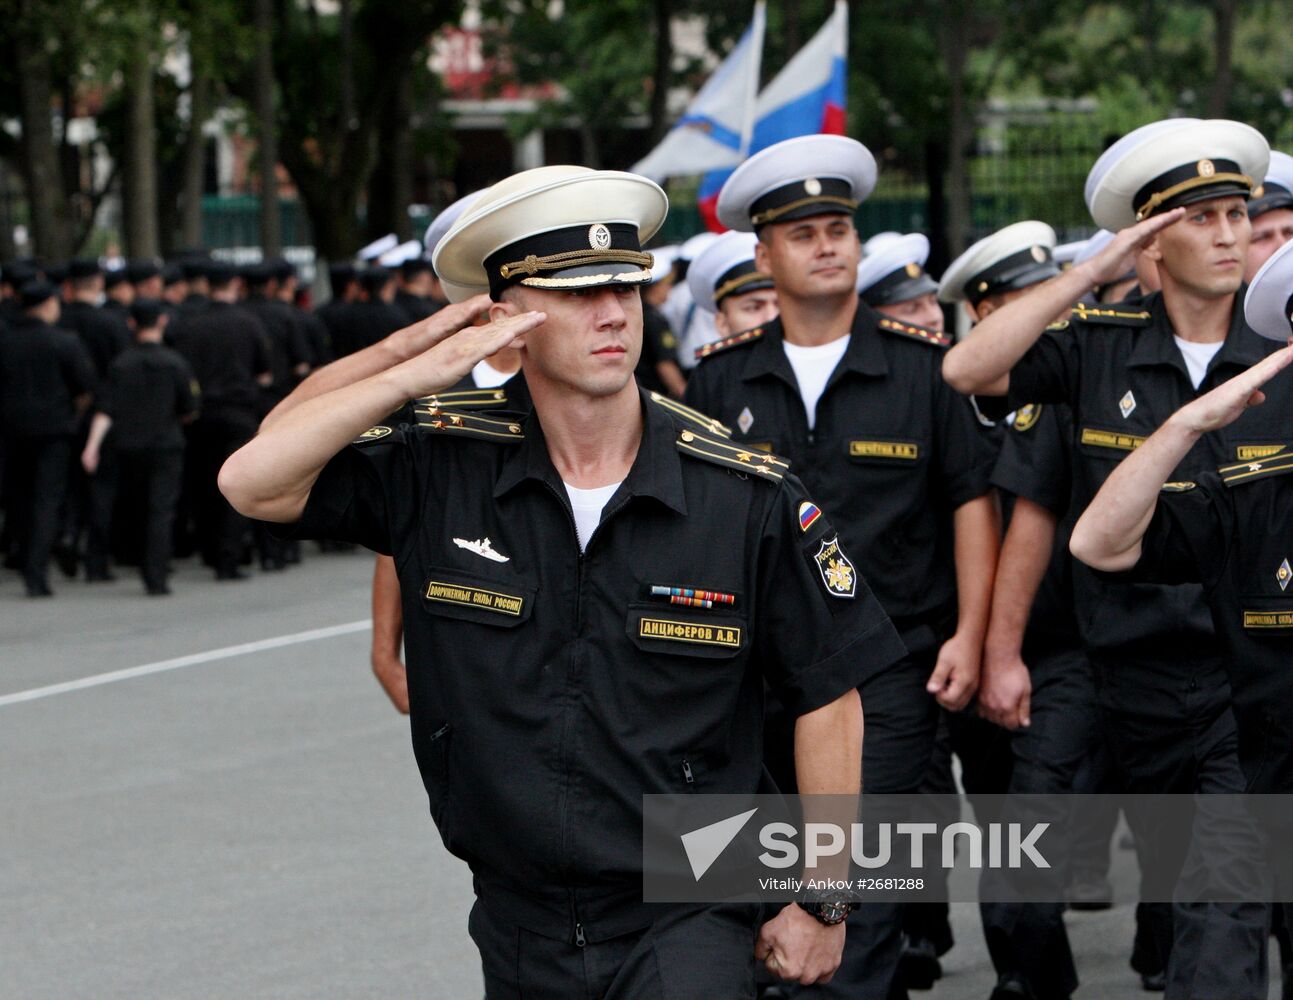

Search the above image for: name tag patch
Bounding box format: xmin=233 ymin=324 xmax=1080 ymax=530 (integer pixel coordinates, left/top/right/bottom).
xmin=425 ymin=581 xmax=524 ymax=617
xmin=1080 ymin=428 xmax=1146 ymax=452
xmin=1243 ymin=611 xmax=1293 ymax=629
xmin=1236 ymin=444 xmax=1285 ymax=461
xmin=638 ymin=617 xmax=742 ymax=648
xmin=849 ymin=440 xmax=919 ymax=460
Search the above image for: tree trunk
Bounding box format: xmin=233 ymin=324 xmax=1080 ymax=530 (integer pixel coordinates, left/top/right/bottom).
xmin=648 ymin=0 xmax=673 ymax=145
xmin=179 ymin=69 xmax=212 ymax=249
xmin=254 ymin=0 xmax=282 ymax=256
xmin=339 ymin=0 xmax=356 ymax=133
xmin=938 ymin=2 xmax=972 ymax=258
xmin=0 ymin=160 xmax=18 ymax=261
xmin=1205 ymin=0 xmax=1237 ymax=117
xmin=123 ymin=30 xmax=160 ymax=258
xmin=14 ymin=3 xmax=72 ymax=260
xmin=365 ymin=67 xmax=414 ymax=241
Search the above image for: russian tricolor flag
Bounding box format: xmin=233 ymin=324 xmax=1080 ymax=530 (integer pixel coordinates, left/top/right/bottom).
xmin=699 ymin=1 xmax=849 ymax=232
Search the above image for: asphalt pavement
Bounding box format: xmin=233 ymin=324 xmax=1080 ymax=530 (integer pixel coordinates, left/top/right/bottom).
xmin=2 ymin=551 xmax=1282 ymax=998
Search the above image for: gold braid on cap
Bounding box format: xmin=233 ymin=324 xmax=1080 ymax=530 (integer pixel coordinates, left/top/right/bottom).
xmin=714 ymin=270 xmax=773 ymax=303
xmin=1135 ymin=173 xmax=1253 ymax=221
xmin=498 ymin=248 xmax=654 ymax=279
xmin=751 ymin=195 xmax=859 ymax=226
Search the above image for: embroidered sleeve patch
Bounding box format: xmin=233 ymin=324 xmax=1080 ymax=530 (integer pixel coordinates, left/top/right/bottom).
xmin=353 ymin=425 xmax=393 ymax=445
xmin=814 ymin=536 xmax=857 ymax=599
xmin=1160 ymin=482 xmax=1196 ymax=493
xmin=1012 ymin=404 xmax=1042 ymax=432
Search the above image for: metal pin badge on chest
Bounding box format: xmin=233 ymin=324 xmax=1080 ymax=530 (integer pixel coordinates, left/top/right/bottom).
xmin=1278 ymin=558 xmax=1291 ymax=593
xmin=453 ymin=536 xmax=510 ymax=563
xmin=737 ymin=406 xmax=754 ymax=434
xmin=1119 ymin=391 xmax=1137 ymax=419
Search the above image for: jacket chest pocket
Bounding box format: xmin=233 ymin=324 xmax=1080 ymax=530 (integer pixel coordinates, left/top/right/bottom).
xmin=421 ymin=567 xmax=536 ymax=628
xmin=1240 ymin=596 xmax=1293 ymax=635
xmin=626 ymin=603 xmax=746 ymax=660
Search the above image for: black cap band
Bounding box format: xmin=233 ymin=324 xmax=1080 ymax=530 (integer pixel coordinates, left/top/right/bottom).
xmin=749 ymin=176 xmax=858 ymax=228
xmin=964 ymin=246 xmax=1059 ymax=306
xmin=484 ymin=222 xmax=652 ymax=301
xmin=1248 ymin=182 xmax=1293 ymax=221
xmin=1134 ymin=158 xmax=1252 ymax=221
xmin=713 ymin=260 xmax=774 ymax=305
xmin=861 ymin=264 xmax=940 ymax=307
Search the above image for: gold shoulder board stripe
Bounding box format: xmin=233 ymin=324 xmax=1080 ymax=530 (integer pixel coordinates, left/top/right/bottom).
xmin=1221 ymin=454 xmax=1293 ymax=487
xmin=676 ymin=428 xmax=787 ymax=481
xmin=416 ymin=388 xmax=511 ymax=409
xmin=648 ymin=391 xmax=732 ymax=438
xmin=1070 ymin=304 xmax=1151 ymax=326
xmin=694 ymin=326 xmax=765 ymax=362
xmin=1218 ymin=450 xmax=1293 ymax=475
xmin=414 ymin=407 xmax=524 ymax=442
xmin=876 ymin=316 xmax=952 ymax=347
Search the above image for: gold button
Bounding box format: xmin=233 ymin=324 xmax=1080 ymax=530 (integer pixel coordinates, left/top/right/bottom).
xmin=681 ymin=430 xmax=695 ymax=443
xmin=509 ymin=424 xmax=521 ymax=434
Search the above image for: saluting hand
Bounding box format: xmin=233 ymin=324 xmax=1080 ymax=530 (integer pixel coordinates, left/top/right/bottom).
xmin=1074 ymin=208 xmax=1185 ymax=288
xmin=393 ymin=307 xmax=546 ymax=400
xmin=1171 ymin=342 xmax=1293 ymax=435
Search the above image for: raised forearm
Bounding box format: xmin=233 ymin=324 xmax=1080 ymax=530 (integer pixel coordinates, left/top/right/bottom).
xmin=942 ymin=267 xmax=1090 ymax=396
xmin=1070 ymin=416 xmax=1199 ymax=572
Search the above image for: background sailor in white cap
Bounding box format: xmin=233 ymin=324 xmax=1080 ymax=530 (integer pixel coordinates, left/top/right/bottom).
xmin=686 ymin=230 xmax=779 ymax=339
xmin=928 ymin=217 xmax=1092 ymax=999
xmin=367 ymin=188 xmax=526 ymax=717
xmin=662 ymin=229 xmax=721 ymax=371
xmin=944 ymin=118 xmax=1283 ymax=999
xmin=1244 ymin=149 xmax=1293 ymax=281
xmin=688 ymin=133 xmax=1001 ymax=1000
xmin=635 ymin=244 xmax=688 ymax=398
xmin=220 ymin=163 xmax=902 ymax=995
xmin=854 ymin=232 xmax=944 ymax=332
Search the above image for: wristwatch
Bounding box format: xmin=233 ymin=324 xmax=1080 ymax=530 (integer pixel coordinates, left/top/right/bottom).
xmin=796 ymin=891 xmax=856 ymax=926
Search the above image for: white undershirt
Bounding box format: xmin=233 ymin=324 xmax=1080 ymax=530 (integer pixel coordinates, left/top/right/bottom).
xmin=564 ymin=481 xmax=622 ymax=552
xmin=471 ymin=359 xmax=515 ymax=388
xmin=782 ymin=336 xmax=851 ymax=430
xmin=1173 ymin=336 xmax=1224 ymax=390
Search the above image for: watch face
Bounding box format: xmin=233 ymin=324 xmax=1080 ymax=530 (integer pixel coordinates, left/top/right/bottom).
xmin=820 ymin=900 xmax=851 ymax=924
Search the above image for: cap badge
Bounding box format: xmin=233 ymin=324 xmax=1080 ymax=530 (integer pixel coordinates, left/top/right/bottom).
xmin=588 ymin=223 xmax=612 ymax=250
xmin=904 ymin=262 xmax=922 ymax=279
xmin=1030 ymin=245 xmax=1047 ymax=263
xmin=978 ymin=280 xmax=989 ymax=292
xmin=1253 ymin=184 xmax=1266 ymax=198
xmin=804 ymin=178 xmax=823 ymax=196
xmin=1198 ymin=159 xmax=1216 ymax=178
xmin=1279 ymin=558 xmax=1291 ymax=592
xmin=1119 ymin=390 xmax=1137 ymax=419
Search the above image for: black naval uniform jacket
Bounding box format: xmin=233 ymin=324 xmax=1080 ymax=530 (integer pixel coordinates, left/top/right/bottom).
xmin=1005 ymin=292 xmax=1293 ymax=678
xmin=685 ymin=306 xmax=996 ymax=657
xmin=0 ymin=316 xmax=97 ymax=437
xmin=1127 ymin=457 xmax=1293 ymax=792
xmin=277 ymin=389 xmax=905 ymax=940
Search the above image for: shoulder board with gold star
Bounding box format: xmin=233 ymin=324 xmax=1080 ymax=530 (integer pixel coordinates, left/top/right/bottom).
xmin=414 ymin=387 xmax=513 ymax=410
xmin=647 ymin=390 xmax=732 ymax=438
xmin=413 ymin=406 xmax=525 ymax=443
xmin=694 ymin=326 xmax=764 ymax=362
xmin=675 ymin=428 xmax=789 ymax=483
xmin=1219 ymin=451 xmax=1293 ymax=487
xmin=1068 ymin=303 xmax=1151 ymax=327
xmin=876 ymin=316 xmax=952 ymax=348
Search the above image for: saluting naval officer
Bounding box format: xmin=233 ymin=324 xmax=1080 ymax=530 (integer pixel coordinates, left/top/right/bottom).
xmin=685 ymin=135 xmax=1000 ymax=999
xmin=943 ymin=117 xmax=1285 ymax=999
xmin=1071 ymin=240 xmax=1293 ymax=996
xmin=221 ymin=164 xmax=907 ymax=996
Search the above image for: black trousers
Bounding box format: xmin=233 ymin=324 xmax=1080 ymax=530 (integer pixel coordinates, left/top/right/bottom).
xmin=469 ymin=897 xmax=761 ymax=999
xmin=1095 ymin=652 xmax=1269 ymax=1000
xmin=786 ymin=651 xmax=941 ymax=999
xmin=949 ymin=645 xmax=1096 ymax=1000
xmin=187 ymin=411 xmax=255 ymax=575
xmin=87 ymin=446 xmax=184 ymax=590
xmin=3 ymin=434 xmax=73 ymax=590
